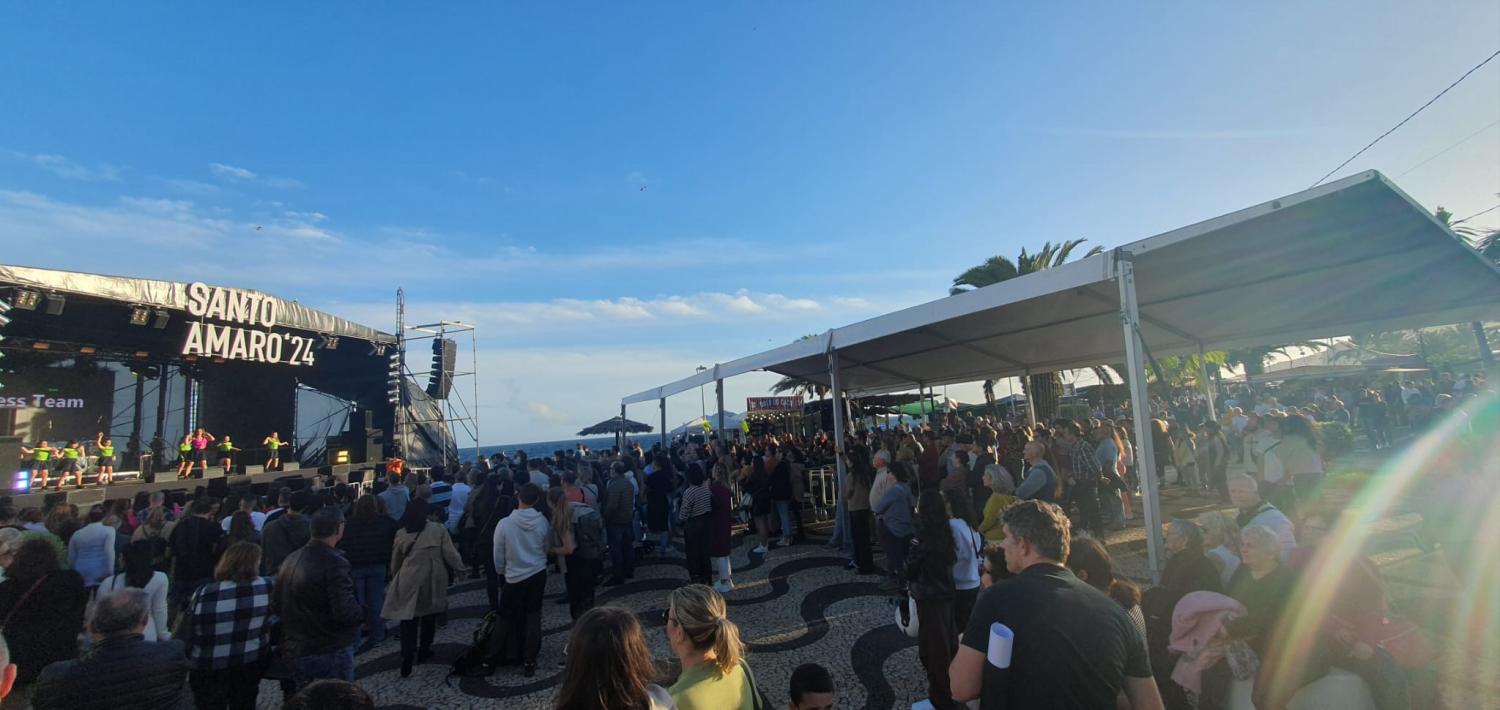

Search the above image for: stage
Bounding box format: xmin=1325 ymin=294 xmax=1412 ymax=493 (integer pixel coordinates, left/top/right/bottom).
xmin=4 ymin=461 xmax=394 ymax=510
xmin=1 ymin=264 xmax=458 ymax=494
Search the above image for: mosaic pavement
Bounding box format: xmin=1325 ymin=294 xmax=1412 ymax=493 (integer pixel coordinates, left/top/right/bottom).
xmin=255 ymin=523 xmax=929 ymax=709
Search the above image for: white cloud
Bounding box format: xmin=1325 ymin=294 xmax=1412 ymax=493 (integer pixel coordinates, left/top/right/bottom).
xmin=161 ymin=178 xmax=222 ymax=195
xmin=208 ymin=162 xmax=304 ymax=189
xmin=23 ymin=153 xmax=123 ymax=182
xmin=525 ymin=401 xmax=570 ymax=424
xmin=283 ymin=210 xmax=327 ymax=223
xmin=209 ymin=162 xmax=257 ymax=181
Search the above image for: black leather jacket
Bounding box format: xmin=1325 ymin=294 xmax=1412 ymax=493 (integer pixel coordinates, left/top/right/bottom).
xmin=903 ymin=533 xmax=956 ymax=602
xmin=272 ymin=539 xmax=364 ymax=656
xmin=31 ymin=635 xmax=187 ymax=710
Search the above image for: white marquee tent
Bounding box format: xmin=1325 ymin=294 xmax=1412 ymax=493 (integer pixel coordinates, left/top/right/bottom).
xmin=620 ymin=171 xmax=1500 ymax=572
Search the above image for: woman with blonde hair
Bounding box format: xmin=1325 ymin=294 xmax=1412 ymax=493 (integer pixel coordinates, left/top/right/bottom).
xmin=665 ymin=584 xmax=761 ymax=709
xmin=555 ymin=606 xmax=674 ymax=710
xmin=1196 ymin=509 xmax=1241 ymax=587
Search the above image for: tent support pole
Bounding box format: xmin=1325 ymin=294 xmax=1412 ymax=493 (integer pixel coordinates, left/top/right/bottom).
xmin=829 ymin=349 xmax=849 ymax=553
xmin=1197 ymin=342 xmax=1218 ymax=422
xmin=716 ymin=379 xmax=725 ymax=439
xmin=1023 ymin=371 xmax=1037 ymax=425
xmin=1119 ymin=256 xmax=1164 ymax=581
xmin=619 ymin=403 xmax=626 ymax=451
xmin=659 ymin=398 xmax=667 ymax=448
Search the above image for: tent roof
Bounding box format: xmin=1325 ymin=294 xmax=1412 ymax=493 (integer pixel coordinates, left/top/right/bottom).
xmin=624 ymin=171 xmax=1500 ymax=404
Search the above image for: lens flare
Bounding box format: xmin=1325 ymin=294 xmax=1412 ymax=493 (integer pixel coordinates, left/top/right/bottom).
xmin=1259 ymin=393 xmax=1500 ymax=706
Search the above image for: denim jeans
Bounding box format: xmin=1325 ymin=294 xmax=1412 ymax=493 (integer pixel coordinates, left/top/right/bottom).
xmin=607 ymin=523 xmax=634 ymax=581
xmin=290 ymin=642 xmax=355 ymax=692
xmin=350 ymin=565 xmax=386 ymax=644
xmin=774 ymin=499 xmax=793 ymax=541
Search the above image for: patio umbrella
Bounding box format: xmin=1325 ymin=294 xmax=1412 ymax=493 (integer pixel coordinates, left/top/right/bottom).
xmin=577 ymin=416 xmax=654 ymax=437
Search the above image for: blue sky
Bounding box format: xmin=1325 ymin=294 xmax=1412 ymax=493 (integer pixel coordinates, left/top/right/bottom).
xmin=2 ymin=3 xmax=1498 ymax=444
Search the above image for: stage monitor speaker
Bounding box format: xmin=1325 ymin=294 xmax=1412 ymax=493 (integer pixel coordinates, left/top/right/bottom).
xmin=244 ymin=465 xmax=265 ymax=475
xmin=282 ymin=463 xmax=301 ymax=473
xmin=426 ymin=338 xmax=457 ymax=399
xmin=0 ymin=437 xmax=21 ymax=474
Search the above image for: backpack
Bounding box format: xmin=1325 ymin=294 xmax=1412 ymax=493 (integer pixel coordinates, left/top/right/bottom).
xmin=449 ymin=610 xmax=499 ymax=678
xmin=572 ymin=507 xmax=605 ymax=560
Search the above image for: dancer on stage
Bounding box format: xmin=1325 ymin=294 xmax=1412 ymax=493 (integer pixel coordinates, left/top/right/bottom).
xmin=58 ymin=439 xmax=85 ymax=490
xmin=177 ymin=434 xmax=194 ymax=479
xmin=262 ymin=431 xmax=284 ymax=471
xmin=190 ymin=428 xmax=215 ymax=478
xmin=20 ymin=440 xmax=55 ymax=489
xmin=217 ymin=435 xmax=239 ymax=475
xmin=95 ymin=432 xmax=116 ymax=485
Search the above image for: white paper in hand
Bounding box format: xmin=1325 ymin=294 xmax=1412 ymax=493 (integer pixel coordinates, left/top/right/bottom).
xmin=987 ymin=623 xmax=1014 ymax=669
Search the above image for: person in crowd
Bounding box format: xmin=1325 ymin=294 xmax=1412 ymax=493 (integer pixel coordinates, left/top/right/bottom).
xmin=868 ymin=449 xmax=894 ymax=513
xmin=337 ymin=494 xmax=397 ymax=650
xmin=603 ymin=462 xmax=637 ymax=585
xmin=217 ymin=510 xmax=260 ymax=557
xmin=67 ymin=503 xmax=116 ymax=590
xmin=447 ymin=470 xmax=474 ymax=533
xmin=221 ymin=496 xmax=268 ymax=532
xmin=1143 ymin=519 xmax=1223 ymax=710
xmin=979 ymin=543 xmax=1011 ymax=588
xmin=168 ymin=498 xmax=225 ymax=610
xmin=644 ymin=455 xmax=675 ymax=555
xmin=378 ymin=472 xmax=410 ymax=521
xmin=873 ymin=461 xmax=915 ymax=593
xmin=264 ymin=488 xmax=293 ymax=525
xmin=845 ymin=445 xmax=878 ymax=576
xmin=1228 ymin=474 xmax=1295 ymax=555
xmin=741 ymin=456 xmax=775 ymax=554
xmin=1015 ymin=440 xmax=1058 ymax=502
xmin=1196 ymin=421 xmax=1231 ymax=503
xmin=768 ymin=446 xmax=797 ymax=546
xmin=285 ymin=679 xmax=376 ymax=710
xmin=428 ymin=472 xmax=454 ymax=514
xmin=273 ymin=507 xmax=364 ymax=691
xmin=1227 ymin=525 xmax=1297 ymax=660
xmin=466 ymin=473 xmax=516 ymax=609
xmin=383 ymin=498 xmax=467 ymax=678
xmin=677 ymin=463 xmax=715 ymax=585
xmin=30 ymin=588 xmax=187 ymax=710
xmin=1067 ymin=537 xmax=1147 ymax=651
xmin=0 ymin=537 xmax=88 ymax=707
xmin=555 ymin=483 xmax=604 ymax=619
xmin=555 ymin=606 xmax=675 ymax=710
xmin=1169 ymin=424 xmax=1200 ymax=491
xmin=183 ymin=542 xmax=275 ymax=710
xmin=949 ymin=500 xmax=1162 ymax=709
xmin=788 ymin=662 xmax=835 ymax=710
xmin=977 ymin=464 xmax=1016 ymax=544
xmin=1061 ymin=421 xmax=1106 ymax=538
xmin=262 ymin=489 xmax=313 ymax=575
xmin=0 ymin=636 xmax=15 ymax=704
xmin=707 ymin=461 xmax=736 ymax=593
xmin=944 ymin=489 xmax=983 ymax=631
xmin=906 ymin=489 xmax=961 ymax=709
xmin=489 ymin=483 xmax=550 ymax=676
xmin=96 ymin=540 xmax=171 ymax=641
xmin=526 ymin=459 xmax=550 ymax=489
xmin=665 ymin=584 xmax=756 ymax=709
xmin=1197 ymin=509 xmax=1242 ymax=588
xmin=1274 ymin=412 xmax=1325 ymax=507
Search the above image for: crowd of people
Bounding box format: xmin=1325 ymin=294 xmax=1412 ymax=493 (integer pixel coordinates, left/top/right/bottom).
xmin=0 ymin=371 xmax=1485 ymax=709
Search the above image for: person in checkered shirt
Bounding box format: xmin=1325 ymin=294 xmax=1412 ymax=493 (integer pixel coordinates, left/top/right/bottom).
xmin=183 ymin=541 xmax=275 ymax=710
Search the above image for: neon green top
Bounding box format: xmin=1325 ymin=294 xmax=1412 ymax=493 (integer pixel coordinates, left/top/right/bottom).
xmin=99 ymin=445 xmax=115 ymax=457
xmin=63 ymin=446 xmax=81 ymax=460
xmin=218 ymin=441 xmax=234 ymax=453
xmin=33 ymin=448 xmax=51 ymax=461
xmin=179 ymin=442 xmax=192 ymax=453
xmin=267 ymin=438 xmax=281 ymax=450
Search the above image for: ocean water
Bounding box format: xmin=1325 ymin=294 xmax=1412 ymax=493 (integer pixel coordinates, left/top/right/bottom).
xmin=464 ymin=434 xmax=663 ymax=461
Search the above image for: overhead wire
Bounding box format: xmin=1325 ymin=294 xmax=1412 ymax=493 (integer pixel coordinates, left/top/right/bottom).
xmin=1394 ymin=117 xmax=1500 ymax=178
xmin=1310 ymin=48 xmax=1500 ymax=188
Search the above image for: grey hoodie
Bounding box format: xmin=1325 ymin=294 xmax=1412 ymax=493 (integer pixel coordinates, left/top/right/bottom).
xmin=493 ymin=507 xmax=550 ymax=584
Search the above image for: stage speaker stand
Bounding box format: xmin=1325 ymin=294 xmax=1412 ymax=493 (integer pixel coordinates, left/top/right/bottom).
xmin=244 ymin=465 xmax=266 ymax=476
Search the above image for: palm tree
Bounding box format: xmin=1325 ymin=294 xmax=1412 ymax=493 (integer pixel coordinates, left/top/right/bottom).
xmin=950 ymin=239 xmax=1104 ymax=422
xmin=769 ymin=376 xmax=829 ymax=401
xmin=1437 ymin=205 xmax=1499 ymax=365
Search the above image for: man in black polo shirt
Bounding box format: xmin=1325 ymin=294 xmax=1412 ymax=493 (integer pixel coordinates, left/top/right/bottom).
xmin=949 ymin=500 xmax=1162 ymax=709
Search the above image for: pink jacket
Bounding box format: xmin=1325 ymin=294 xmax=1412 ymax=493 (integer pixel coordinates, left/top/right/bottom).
xmin=1169 ymin=591 xmax=1246 ymax=696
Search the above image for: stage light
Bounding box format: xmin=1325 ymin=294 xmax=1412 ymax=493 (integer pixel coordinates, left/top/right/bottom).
xmin=386 ymin=349 xmax=403 ymax=405
xmin=79 ymin=346 xmax=96 ymax=354
xmin=151 ymin=310 xmax=169 ymax=329
xmin=12 ymin=470 xmax=30 ymax=493
xmin=42 ymin=293 xmax=65 ymax=315
xmin=129 ymin=306 xmax=150 ymax=326
xmin=12 ymin=290 xmax=40 ymax=311
xmin=31 ymin=341 xmax=50 ymax=350
xmin=212 ymin=357 xmax=226 ymax=363
xmin=133 ymin=350 xmax=150 ymax=358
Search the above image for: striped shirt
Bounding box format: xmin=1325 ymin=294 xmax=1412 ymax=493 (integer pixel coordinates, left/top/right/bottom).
xmin=677 ymin=484 xmax=712 ymax=521
xmin=185 ymin=577 xmax=274 ymax=669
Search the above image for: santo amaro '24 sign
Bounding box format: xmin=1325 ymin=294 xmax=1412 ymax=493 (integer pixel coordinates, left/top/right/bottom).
xmin=180 ymin=283 xmax=317 ymax=366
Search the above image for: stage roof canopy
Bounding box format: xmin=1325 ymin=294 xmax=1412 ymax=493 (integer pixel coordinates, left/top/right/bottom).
xmin=623 ymin=171 xmax=1500 ymax=404
xmin=0 ymin=264 xmax=395 ymax=344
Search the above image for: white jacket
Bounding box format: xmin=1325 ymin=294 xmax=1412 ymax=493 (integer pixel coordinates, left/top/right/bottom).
xmin=493 ymin=507 xmax=550 ymax=584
